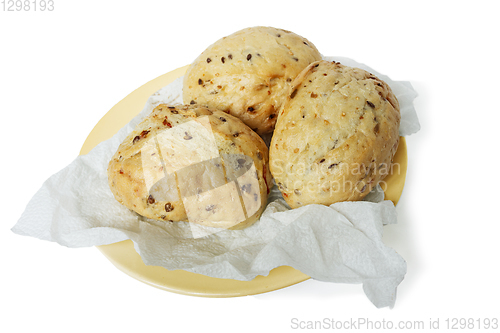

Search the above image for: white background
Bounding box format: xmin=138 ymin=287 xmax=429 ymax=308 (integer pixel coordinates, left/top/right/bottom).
xmin=1 ymin=0 xmax=499 ymax=332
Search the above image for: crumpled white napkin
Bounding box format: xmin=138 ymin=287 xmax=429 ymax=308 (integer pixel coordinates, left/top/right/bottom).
xmin=12 ymin=56 xmax=419 ymax=308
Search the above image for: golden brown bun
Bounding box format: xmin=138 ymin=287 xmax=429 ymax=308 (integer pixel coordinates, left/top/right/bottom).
xmin=270 ymin=60 xmax=400 ymax=208
xmin=108 ymin=104 xmax=271 ymax=229
xmin=183 ymin=26 xmax=322 ymax=135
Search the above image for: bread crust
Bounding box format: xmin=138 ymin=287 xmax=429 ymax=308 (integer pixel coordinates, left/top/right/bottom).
xmin=183 ymin=26 xmax=322 ymax=135
xmin=108 ymin=104 xmax=271 ymax=229
xmin=270 ymin=60 xmax=400 ymax=208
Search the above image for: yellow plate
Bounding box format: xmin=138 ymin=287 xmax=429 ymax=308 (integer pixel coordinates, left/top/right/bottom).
xmin=80 ymin=66 xmax=408 ymax=297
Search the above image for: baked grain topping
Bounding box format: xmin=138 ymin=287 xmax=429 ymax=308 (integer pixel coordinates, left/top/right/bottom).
xmin=221 ymin=57 xmax=225 ymax=63
xmin=147 ymin=195 xmax=155 ymax=204
xmin=198 ymin=79 xmax=203 ymax=85
xmin=132 ymin=136 xmax=140 ymax=144
xmin=366 ymin=101 xmax=375 ymax=108
xmin=241 ymin=184 xmax=252 ymax=193
xmin=247 ymin=54 xmax=252 ymax=61
xmin=206 ymin=58 xmax=212 ymax=63
xmin=164 ymin=203 xmax=174 ymax=212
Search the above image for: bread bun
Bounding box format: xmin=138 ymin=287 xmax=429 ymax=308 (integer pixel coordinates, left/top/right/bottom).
xmin=108 ymin=104 xmax=271 ymax=229
xmin=183 ymin=26 xmax=322 ymax=135
xmin=270 ymin=60 xmax=400 ymax=208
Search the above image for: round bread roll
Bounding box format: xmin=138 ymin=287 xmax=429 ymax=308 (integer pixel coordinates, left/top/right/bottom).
xmin=183 ymin=26 xmax=322 ymax=135
xmin=108 ymin=104 xmax=271 ymax=229
xmin=270 ymin=60 xmax=401 ymax=208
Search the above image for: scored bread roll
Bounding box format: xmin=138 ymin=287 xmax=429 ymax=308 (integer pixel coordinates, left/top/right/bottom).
xmin=183 ymin=26 xmax=322 ymax=135
xmin=270 ymin=60 xmax=401 ymax=208
xmin=108 ymin=104 xmax=271 ymax=229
